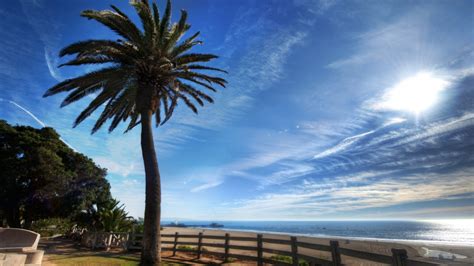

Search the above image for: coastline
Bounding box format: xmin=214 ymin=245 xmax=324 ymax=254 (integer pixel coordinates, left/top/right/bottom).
xmin=177 ymin=226 xmax=474 ymax=247
xmin=162 ymin=226 xmax=474 ymax=265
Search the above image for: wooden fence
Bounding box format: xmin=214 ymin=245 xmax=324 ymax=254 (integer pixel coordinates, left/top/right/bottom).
xmin=81 ymin=231 xmax=129 ymax=251
xmin=124 ymin=232 xmax=438 ymax=266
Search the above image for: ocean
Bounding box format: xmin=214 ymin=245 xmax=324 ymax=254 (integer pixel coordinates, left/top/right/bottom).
xmin=166 ymin=220 xmax=474 ymax=245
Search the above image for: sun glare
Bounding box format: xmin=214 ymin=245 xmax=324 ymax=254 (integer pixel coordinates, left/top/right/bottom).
xmin=376 ymin=72 xmax=449 ymax=115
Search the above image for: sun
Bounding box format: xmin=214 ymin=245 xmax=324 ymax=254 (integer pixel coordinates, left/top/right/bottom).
xmin=376 ymin=72 xmax=449 ymax=115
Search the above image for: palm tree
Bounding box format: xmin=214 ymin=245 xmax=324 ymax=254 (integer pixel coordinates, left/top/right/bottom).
xmin=43 ymin=0 xmax=226 ymax=264
xmin=96 ymin=198 xmax=134 ymax=233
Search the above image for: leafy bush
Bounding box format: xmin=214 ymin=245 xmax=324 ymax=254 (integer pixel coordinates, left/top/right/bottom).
xmin=75 ymin=198 xmax=134 ymax=232
xmin=269 ymin=255 xmax=308 ymax=266
xmin=131 ymin=220 xmax=163 ymax=233
xmin=132 ymin=223 xmax=145 ymax=233
xmin=178 ymin=245 xmax=196 ymax=251
xmin=177 ymin=245 xmax=207 ymax=252
xmin=31 ymin=218 xmax=73 ymax=237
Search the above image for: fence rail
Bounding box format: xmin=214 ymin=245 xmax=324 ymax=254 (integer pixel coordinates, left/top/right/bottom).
xmin=79 ymin=231 xmax=438 ymax=266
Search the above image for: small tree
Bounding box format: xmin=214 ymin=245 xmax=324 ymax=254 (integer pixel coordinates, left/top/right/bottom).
xmin=77 ymin=198 xmax=133 ymax=232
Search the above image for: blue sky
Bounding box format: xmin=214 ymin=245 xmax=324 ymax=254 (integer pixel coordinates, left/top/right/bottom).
xmin=1 ymin=0 xmax=473 ymax=220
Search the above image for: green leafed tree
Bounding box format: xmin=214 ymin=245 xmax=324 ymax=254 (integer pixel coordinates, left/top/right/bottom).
xmin=0 ymin=120 xmax=112 ymax=228
xmin=42 ymin=0 xmax=226 ymax=264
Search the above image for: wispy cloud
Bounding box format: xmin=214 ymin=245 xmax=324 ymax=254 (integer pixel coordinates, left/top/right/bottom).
xmin=294 ymin=0 xmax=339 ymax=15
xmin=19 ymin=0 xmax=66 ymax=82
xmin=199 ymin=82 xmax=474 ymax=218
xmin=191 ymin=181 xmax=224 ymax=193
xmin=44 ymin=48 xmax=63 ymax=81
xmin=325 ymin=5 xmax=451 ymax=70
xmin=154 ymin=21 xmax=309 ymax=154
xmin=220 ymin=168 xmax=474 ymax=219
xmin=1 ymin=98 xmax=46 ymax=127
xmin=0 ymin=98 xmax=77 ymax=150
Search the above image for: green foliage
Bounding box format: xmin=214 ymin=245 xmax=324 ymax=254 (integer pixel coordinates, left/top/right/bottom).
xmin=177 ymin=245 xmax=196 ymax=251
xmin=43 ymin=0 xmax=227 ymax=133
xmin=177 ymin=245 xmax=207 ymax=252
xmin=76 ymin=198 xmax=134 ymax=232
xmin=0 ymin=120 xmax=112 ymax=228
xmin=132 ymin=222 xmax=145 ymax=234
xmin=268 ymin=255 xmax=309 ymax=266
xmin=130 ymin=219 xmax=163 ymax=233
xmin=30 ymin=218 xmax=74 ymax=237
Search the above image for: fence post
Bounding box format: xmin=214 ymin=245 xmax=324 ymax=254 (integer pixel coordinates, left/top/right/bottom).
xmin=128 ymin=232 xmax=134 ymax=250
xmin=392 ymin=249 xmax=408 ymax=266
xmin=123 ymin=233 xmax=129 ymax=250
xmin=172 ymin=232 xmax=179 ymax=256
xmin=224 ymin=233 xmax=230 ymax=262
xmin=257 ymin=234 xmax=263 ymax=266
xmin=92 ymin=233 xmax=97 ymax=250
xmin=291 ymin=236 xmax=299 ymax=266
xmin=330 ymin=240 xmax=341 ymax=266
xmin=106 ymin=233 xmax=112 ymax=251
xmin=197 ymin=232 xmax=203 ymax=259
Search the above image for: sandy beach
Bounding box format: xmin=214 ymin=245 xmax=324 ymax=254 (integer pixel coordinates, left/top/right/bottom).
xmin=162 ymin=227 xmax=474 ymax=265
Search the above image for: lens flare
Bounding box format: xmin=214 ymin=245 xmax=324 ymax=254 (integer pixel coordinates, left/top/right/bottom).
xmin=375 ymin=72 xmax=449 ymax=115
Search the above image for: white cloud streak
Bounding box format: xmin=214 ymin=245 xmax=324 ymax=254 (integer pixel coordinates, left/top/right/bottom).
xmin=220 ymin=168 xmax=474 ymax=219
xmin=44 ymin=48 xmax=63 ymax=81
xmin=0 ymin=98 xmax=77 ymax=150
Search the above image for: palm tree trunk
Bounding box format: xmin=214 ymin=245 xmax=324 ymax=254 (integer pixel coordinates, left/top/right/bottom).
xmin=140 ymin=109 xmax=162 ymax=265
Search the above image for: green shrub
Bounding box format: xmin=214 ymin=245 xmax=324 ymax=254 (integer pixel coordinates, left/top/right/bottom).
xmin=268 ymin=255 xmax=308 ymax=266
xmin=132 ymin=223 xmax=145 ymax=233
xmin=178 ymin=245 xmax=196 ymax=251
xmin=130 ymin=220 xmax=162 ymax=233
xmin=177 ymin=245 xmax=207 ymax=252
xmin=75 ymin=198 xmax=134 ymax=232
xmin=31 ymin=218 xmax=73 ymax=237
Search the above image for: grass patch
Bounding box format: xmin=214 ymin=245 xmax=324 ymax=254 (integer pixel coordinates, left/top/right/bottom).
xmin=46 ymin=254 xmax=183 ymax=265
xmin=268 ymin=255 xmax=309 ymax=266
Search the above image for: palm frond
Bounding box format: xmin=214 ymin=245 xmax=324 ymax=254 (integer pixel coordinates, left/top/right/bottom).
xmin=152 ymin=1 xmax=160 ymax=29
xmin=125 ymin=111 xmax=141 ymax=132
xmin=178 ymin=93 xmax=198 ymax=113
xmin=60 ymin=40 xmax=127 ymax=57
xmin=180 ymin=83 xmax=214 ymax=104
xmin=43 ymin=67 xmax=124 ymax=97
xmin=164 ymin=10 xmax=188 ymax=52
xmin=91 ymin=87 xmax=136 ymax=134
xmin=177 ymin=76 xmax=217 ymax=92
xmin=110 ymin=5 xmax=129 ymax=19
xmin=170 ymin=31 xmax=201 ymax=57
xmin=158 ymin=0 xmax=172 ymax=42
xmin=59 ymin=56 xmax=116 ymax=67
xmin=176 ymin=53 xmax=218 ymax=65
xmin=61 ymin=83 xmax=103 ymax=107
xmin=160 ymin=91 xmax=178 ymax=125
xmin=81 ymin=10 xmax=143 ymax=45
xmin=184 ymin=64 xmax=228 ymax=74
xmin=73 ymin=85 xmax=122 ymax=127
xmin=177 ymin=72 xmax=227 ymax=87
xmin=131 ymin=1 xmax=155 ymax=41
